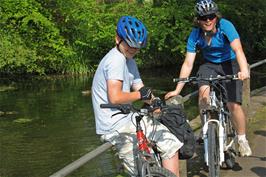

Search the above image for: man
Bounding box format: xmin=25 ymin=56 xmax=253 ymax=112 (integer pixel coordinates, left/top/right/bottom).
xmin=92 ymin=16 xmax=183 ymax=176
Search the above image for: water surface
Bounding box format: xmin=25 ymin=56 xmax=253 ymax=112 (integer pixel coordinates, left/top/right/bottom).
xmin=0 ymin=66 xmax=265 ymax=177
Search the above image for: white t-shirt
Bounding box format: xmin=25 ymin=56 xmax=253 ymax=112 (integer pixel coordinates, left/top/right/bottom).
xmin=92 ymin=47 xmax=143 ymax=134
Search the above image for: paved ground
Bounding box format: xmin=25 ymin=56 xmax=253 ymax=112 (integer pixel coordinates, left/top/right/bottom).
xmin=184 ymin=87 xmax=266 ymax=177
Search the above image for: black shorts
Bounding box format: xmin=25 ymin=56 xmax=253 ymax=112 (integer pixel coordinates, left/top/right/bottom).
xmin=197 ymin=59 xmax=243 ymax=104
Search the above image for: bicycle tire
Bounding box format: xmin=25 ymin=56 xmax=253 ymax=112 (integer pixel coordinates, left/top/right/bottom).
xmin=142 ymin=166 xmax=177 ymax=177
xmin=208 ymin=122 xmax=220 ymax=177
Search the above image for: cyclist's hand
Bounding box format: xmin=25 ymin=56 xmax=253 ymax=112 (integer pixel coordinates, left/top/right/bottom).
xmin=139 ymin=87 xmax=153 ymax=100
xmin=164 ymin=90 xmax=179 ymax=100
xmin=237 ymin=70 xmax=250 ymax=80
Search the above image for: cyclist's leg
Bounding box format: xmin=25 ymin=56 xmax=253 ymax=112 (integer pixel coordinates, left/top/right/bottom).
xmin=162 ymin=153 xmax=179 ymax=176
xmin=104 ymin=116 xmax=183 ymax=177
xmin=222 ymin=60 xmax=245 ymax=135
xmin=199 ymin=85 xmax=210 ymax=133
xmin=196 ymin=63 xmax=213 ymax=143
xmin=227 ymin=102 xmax=246 ymax=135
xmin=101 ymin=121 xmax=139 ymax=176
xmin=142 ymin=116 xmax=183 ymax=177
xmin=227 ymin=102 xmax=252 ymax=156
xmin=222 ymin=60 xmax=252 ymax=156
xmin=197 ymin=62 xmax=218 ymax=129
xmin=197 ymin=61 xmax=220 ymax=110
xmin=199 ymin=85 xmax=210 ymax=110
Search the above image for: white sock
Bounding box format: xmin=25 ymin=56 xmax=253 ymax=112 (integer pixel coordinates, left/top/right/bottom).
xmin=238 ymin=134 xmax=247 ymax=142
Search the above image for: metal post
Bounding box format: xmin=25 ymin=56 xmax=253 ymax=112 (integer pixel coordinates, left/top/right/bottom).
xmin=242 ymin=65 xmax=251 ymax=119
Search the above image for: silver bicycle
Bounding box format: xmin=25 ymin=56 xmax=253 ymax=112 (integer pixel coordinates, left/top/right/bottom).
xmin=174 ymin=74 xmax=238 ymax=177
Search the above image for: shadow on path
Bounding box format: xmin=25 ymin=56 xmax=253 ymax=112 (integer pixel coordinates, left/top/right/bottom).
xmin=251 ymin=167 xmax=266 ymax=177
xmin=254 ymin=130 xmax=266 ymax=137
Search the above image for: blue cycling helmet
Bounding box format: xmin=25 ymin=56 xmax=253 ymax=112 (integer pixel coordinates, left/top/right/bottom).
xmin=195 ymin=0 xmax=218 ymax=16
xmin=116 ymin=16 xmax=147 ymax=49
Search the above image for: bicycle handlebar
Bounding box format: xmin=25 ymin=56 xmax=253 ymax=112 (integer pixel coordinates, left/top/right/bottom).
xmin=100 ymin=104 xmax=135 ymax=114
xmin=100 ymin=104 xmax=158 ymax=114
xmin=173 ymin=74 xmax=238 ymax=83
xmin=100 ymin=99 xmax=164 ymax=115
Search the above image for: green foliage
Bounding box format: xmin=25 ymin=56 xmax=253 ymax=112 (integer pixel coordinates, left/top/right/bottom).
xmin=0 ymin=31 xmax=40 ymax=73
xmin=219 ymin=0 xmax=266 ymax=60
xmin=53 ymin=0 xmax=194 ymax=68
xmin=141 ymin=0 xmax=193 ymax=66
xmin=0 ymin=0 xmax=80 ymax=75
xmin=0 ymin=0 xmax=265 ymax=75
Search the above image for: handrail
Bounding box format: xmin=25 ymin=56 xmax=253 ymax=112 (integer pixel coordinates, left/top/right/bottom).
xmin=50 ymin=142 xmax=112 ymax=177
xmin=250 ymin=59 xmax=266 ymax=69
xmin=49 ymin=59 xmax=266 ymax=177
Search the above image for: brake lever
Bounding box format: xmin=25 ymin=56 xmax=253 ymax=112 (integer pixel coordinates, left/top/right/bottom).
xmin=111 ymin=104 xmax=132 ymax=117
xmin=111 ymin=111 xmax=125 ymax=118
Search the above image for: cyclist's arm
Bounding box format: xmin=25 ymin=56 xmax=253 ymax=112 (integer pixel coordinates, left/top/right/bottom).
xmin=230 ymin=38 xmax=250 ymax=80
xmin=132 ymin=82 xmax=144 ymax=92
xmin=165 ymin=52 xmax=196 ymax=99
xmin=107 ymin=79 xmax=141 ymax=104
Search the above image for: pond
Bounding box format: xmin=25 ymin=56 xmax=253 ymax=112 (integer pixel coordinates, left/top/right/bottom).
xmin=0 ymin=66 xmax=265 ymax=177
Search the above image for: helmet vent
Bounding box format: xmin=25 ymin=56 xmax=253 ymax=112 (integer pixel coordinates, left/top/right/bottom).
xmin=131 ymin=29 xmax=136 ymax=38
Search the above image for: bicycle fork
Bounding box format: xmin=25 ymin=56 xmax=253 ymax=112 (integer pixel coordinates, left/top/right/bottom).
xmin=202 ymin=113 xmax=225 ymax=166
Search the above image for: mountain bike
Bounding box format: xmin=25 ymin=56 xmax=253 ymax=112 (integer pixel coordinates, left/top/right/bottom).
xmin=100 ymin=102 xmax=177 ymax=177
xmin=173 ymin=75 xmax=238 ymax=177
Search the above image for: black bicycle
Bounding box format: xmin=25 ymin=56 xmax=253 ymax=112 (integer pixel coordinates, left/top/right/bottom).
xmin=173 ymin=75 xmax=238 ymax=177
xmin=100 ymin=102 xmax=176 ymax=177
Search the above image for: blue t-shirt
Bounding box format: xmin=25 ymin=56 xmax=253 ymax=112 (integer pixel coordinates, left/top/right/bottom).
xmin=187 ymin=18 xmax=240 ymax=63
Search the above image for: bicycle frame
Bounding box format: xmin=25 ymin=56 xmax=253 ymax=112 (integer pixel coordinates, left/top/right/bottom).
xmin=100 ymin=104 xmax=176 ymax=177
xmin=135 ymin=112 xmax=162 ymax=168
xmin=202 ymin=87 xmax=225 ymax=166
xmin=173 ymin=75 xmax=238 ymax=175
xmin=200 ymin=77 xmax=236 ymax=168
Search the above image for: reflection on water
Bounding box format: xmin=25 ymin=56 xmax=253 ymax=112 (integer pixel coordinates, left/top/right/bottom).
xmin=0 ymin=76 xmax=117 ymax=177
xmin=0 ymin=66 xmax=265 ymax=177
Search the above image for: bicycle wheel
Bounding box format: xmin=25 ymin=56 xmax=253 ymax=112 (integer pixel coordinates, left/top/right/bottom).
xmin=143 ymin=166 xmax=176 ymax=177
xmin=137 ymin=154 xmax=176 ymax=177
xmin=208 ymin=122 xmax=220 ymax=177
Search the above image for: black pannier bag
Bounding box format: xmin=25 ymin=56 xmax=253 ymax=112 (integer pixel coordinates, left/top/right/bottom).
xmin=158 ymin=105 xmax=196 ymax=159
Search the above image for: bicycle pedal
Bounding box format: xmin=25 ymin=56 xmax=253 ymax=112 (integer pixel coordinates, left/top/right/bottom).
xmin=225 ymin=158 xmax=235 ymax=169
xmin=224 ymin=150 xmax=236 ymax=169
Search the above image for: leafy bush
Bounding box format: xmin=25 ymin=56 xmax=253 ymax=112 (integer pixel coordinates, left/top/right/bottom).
xmin=0 ymin=0 xmax=265 ymax=75
xmin=0 ymin=0 xmax=78 ymax=75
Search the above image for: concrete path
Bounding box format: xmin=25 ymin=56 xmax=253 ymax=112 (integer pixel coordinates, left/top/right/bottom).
xmin=185 ymin=87 xmax=266 ymax=177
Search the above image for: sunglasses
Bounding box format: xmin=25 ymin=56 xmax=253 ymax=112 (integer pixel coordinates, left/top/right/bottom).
xmin=198 ymin=14 xmax=216 ymax=21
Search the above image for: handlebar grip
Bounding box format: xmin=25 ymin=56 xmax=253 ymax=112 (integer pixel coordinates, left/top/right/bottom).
xmin=173 ymin=78 xmax=179 ymax=83
xmin=173 ymin=78 xmax=187 ymax=83
xmin=100 ymin=104 xmax=121 ymax=109
xmin=218 ymin=74 xmax=238 ymax=80
xmin=229 ymin=74 xmax=239 ymax=80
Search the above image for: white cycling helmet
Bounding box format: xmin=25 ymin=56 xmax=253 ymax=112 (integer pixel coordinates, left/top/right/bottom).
xmin=195 ymin=0 xmax=218 ymax=16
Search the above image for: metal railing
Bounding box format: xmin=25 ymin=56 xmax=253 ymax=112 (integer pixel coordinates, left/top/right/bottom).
xmin=50 ymin=59 xmax=266 ymax=177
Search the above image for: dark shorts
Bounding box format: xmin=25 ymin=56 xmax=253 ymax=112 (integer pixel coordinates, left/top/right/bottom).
xmin=197 ymin=59 xmax=243 ymax=104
